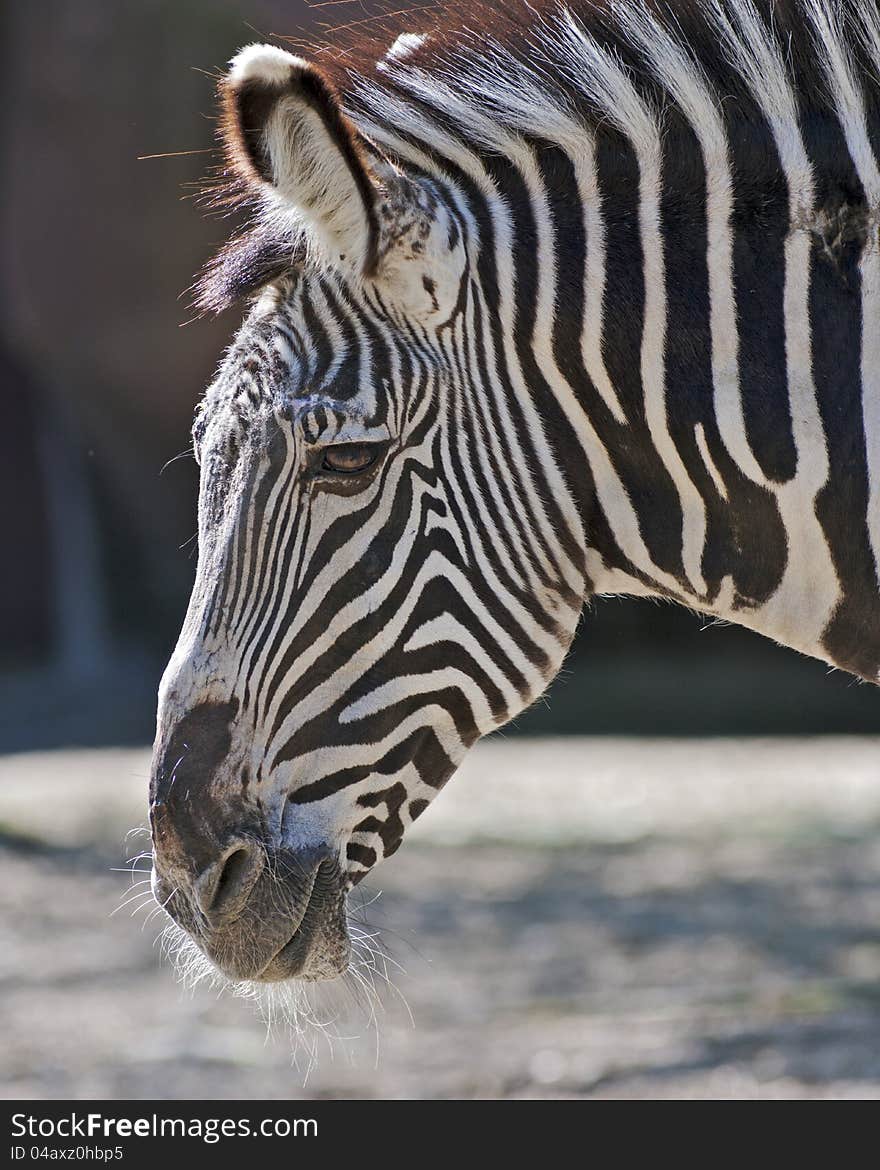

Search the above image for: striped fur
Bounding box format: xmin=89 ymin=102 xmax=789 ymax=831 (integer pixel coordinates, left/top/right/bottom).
xmin=152 ymin=0 xmax=880 ymax=984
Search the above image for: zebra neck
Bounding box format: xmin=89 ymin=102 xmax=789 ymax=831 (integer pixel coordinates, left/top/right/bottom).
xmin=498 ymin=117 xmax=879 ymax=681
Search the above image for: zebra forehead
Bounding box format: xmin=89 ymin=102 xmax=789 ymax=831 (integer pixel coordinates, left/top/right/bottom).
xmin=199 ymin=278 xmax=419 ymax=418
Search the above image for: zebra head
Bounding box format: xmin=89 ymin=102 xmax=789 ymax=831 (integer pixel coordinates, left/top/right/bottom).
xmin=150 ymin=45 xmax=586 ymax=984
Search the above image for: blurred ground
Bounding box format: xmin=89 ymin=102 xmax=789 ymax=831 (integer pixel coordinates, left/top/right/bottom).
xmin=2 ymin=737 xmax=880 ymax=1100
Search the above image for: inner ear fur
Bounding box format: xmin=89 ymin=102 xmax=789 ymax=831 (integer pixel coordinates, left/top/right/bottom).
xmin=222 ymin=44 xmax=381 ymax=276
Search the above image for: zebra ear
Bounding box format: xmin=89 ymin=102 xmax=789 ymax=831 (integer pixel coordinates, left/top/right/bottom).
xmin=222 ymin=45 xmax=381 ymax=276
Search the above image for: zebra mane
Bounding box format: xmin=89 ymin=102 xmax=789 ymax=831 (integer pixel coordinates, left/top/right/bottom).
xmin=331 ymin=0 xmax=880 ymax=117
xmin=196 ymin=0 xmax=880 ymax=312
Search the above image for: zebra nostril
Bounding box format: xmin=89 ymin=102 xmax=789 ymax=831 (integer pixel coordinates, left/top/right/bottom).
xmin=194 ymin=842 xmax=264 ymax=921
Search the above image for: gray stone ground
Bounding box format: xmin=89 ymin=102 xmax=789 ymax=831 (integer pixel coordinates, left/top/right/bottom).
xmin=2 ymin=738 xmax=880 ymax=1099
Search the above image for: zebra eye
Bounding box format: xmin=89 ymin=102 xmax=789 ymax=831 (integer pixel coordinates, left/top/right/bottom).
xmin=321 ymin=444 xmax=378 ymax=475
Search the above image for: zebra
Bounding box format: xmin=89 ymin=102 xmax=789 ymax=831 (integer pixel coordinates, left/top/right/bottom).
xmin=151 ymin=0 xmax=880 ymax=987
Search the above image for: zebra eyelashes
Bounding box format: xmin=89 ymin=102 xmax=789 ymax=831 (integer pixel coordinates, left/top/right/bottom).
xmin=294 ymin=406 xmax=396 ymax=484
xmin=303 ymin=437 xmax=393 ymax=489
xmin=321 ymin=443 xmax=380 ymax=475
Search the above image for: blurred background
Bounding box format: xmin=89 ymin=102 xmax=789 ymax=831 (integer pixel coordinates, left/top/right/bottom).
xmin=2 ymin=0 xmax=880 ymax=1100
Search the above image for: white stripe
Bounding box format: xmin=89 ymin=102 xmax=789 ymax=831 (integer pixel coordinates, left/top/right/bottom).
xmin=694 ymin=422 xmax=728 ymax=501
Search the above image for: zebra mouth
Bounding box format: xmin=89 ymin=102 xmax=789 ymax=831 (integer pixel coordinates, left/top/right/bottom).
xmin=251 ymin=860 xmax=350 ymax=983
xmin=259 ymin=888 xmax=323 ymax=979
xmin=157 ymin=850 xmax=351 ymax=984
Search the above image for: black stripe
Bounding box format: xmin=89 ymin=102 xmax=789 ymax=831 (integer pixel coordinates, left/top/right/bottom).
xmin=726 ymin=94 xmax=797 ymax=484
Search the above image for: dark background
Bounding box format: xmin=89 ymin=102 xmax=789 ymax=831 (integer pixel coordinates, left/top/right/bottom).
xmin=2 ymin=0 xmax=878 ymax=753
